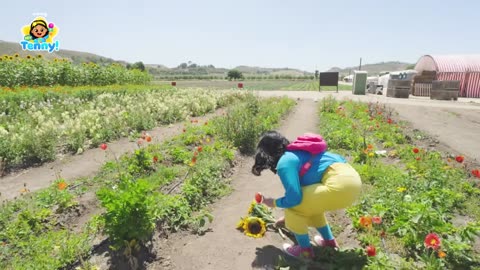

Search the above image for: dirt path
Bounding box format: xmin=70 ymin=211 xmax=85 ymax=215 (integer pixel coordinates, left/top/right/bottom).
xmin=0 ymin=111 xmax=221 ymax=201
xmin=152 ymin=99 xmax=336 ymax=270
xmin=257 ymin=91 xmax=480 ymax=161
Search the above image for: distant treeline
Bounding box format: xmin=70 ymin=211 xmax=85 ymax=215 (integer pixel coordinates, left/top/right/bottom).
xmin=153 ymin=75 xmax=316 ymax=81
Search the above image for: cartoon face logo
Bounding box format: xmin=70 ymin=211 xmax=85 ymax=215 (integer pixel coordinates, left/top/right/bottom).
xmin=21 ymin=16 xmax=59 ymax=43
xmin=31 ymin=20 xmax=49 ymax=38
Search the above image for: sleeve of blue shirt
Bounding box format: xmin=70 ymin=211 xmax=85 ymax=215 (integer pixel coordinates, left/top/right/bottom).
xmin=274 ymin=153 xmax=303 ymax=209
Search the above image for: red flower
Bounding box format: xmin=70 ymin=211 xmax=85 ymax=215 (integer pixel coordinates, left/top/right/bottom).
xmin=387 ymin=118 xmax=393 ymax=124
xmin=455 ymin=155 xmax=464 ymax=163
xmin=153 ymin=156 xmax=159 ymax=163
xmin=366 ymin=245 xmax=376 ymax=256
xmin=472 ymin=169 xmax=480 ymax=178
xmin=413 ymin=148 xmax=419 ymax=154
xmin=197 ymin=146 xmax=203 ymax=152
xmin=372 ymin=216 xmax=382 ymax=224
xmin=191 ymin=156 xmax=197 ymax=163
xmin=424 ymin=233 xmax=441 ymax=250
xmin=255 ymin=192 xmax=263 ymax=203
xmin=100 ymin=143 xmax=107 ymax=150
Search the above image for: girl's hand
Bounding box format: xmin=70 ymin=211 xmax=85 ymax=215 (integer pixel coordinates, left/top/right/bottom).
xmin=263 ymin=197 xmax=275 ymax=208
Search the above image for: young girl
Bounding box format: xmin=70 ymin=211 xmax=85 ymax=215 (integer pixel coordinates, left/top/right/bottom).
xmin=251 ymin=131 xmax=362 ymax=259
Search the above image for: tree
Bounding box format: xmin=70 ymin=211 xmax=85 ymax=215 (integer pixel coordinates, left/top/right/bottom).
xmin=128 ymin=61 xmax=145 ymax=71
xmin=406 ymin=64 xmax=416 ymax=70
xmin=314 ymin=70 xmax=319 ymax=79
xmin=178 ymin=63 xmax=188 ymax=69
xmin=227 ymin=70 xmax=244 ymax=81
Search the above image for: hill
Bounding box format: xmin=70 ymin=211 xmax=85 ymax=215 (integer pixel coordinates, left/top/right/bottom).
xmin=0 ymin=40 xmax=126 ymax=65
xmin=327 ymin=61 xmax=414 ymax=76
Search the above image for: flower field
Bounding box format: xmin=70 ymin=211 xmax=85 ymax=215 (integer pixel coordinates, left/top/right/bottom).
xmin=279 ymin=97 xmax=480 ymax=269
xmin=0 ymin=94 xmax=295 ymax=270
xmin=0 ymin=85 xmax=247 ymax=171
xmin=0 ymin=54 xmax=151 ymax=87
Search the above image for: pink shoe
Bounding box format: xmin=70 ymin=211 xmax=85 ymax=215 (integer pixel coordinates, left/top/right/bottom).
xmin=313 ymin=235 xmax=339 ymax=249
xmin=282 ymin=243 xmax=313 ymax=259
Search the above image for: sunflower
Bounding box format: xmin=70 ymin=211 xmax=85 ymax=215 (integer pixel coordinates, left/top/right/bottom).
xmin=14 ymin=53 xmax=19 ymax=58
xmin=236 ymin=218 xmax=246 ymax=229
xmin=247 ymin=201 xmax=256 ymax=214
xmin=243 ymin=217 xmax=267 ymax=238
xmin=26 ymin=55 xmax=31 ymax=59
xmin=37 ymin=54 xmax=43 ymax=59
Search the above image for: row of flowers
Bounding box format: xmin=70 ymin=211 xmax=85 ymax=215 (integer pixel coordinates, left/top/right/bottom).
xmin=0 ymin=54 xmax=150 ymax=87
xmin=0 ymin=87 xmax=248 ymax=170
xmin=318 ymin=98 xmax=480 ymax=269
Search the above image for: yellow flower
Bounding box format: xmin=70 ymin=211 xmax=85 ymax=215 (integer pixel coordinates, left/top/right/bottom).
xmin=247 ymin=202 xmax=256 ymax=214
xmin=397 ymin=187 xmax=407 ymax=193
xmin=368 ymin=152 xmax=375 ymax=157
xmin=236 ymin=218 xmax=245 ymax=229
xmin=438 ymin=250 xmax=446 ymax=259
xmin=243 ymin=217 xmax=267 ymax=238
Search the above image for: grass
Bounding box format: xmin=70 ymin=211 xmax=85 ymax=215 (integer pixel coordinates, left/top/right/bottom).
xmin=153 ymin=79 xmax=352 ymax=91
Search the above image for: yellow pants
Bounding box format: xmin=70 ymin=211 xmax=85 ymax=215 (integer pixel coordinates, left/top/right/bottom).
xmin=285 ymin=163 xmax=362 ymax=234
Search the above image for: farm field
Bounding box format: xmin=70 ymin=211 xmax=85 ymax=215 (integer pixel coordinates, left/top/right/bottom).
xmin=0 ymin=86 xmax=479 ymax=270
xmin=154 ymin=79 xmax=352 ymax=91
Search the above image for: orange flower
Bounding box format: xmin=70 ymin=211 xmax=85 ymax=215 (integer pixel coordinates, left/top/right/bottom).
xmin=438 ymin=250 xmax=446 ymax=259
xmin=153 ymin=156 xmax=159 ymax=163
xmin=372 ymin=216 xmax=382 ymax=224
xmin=447 ymin=158 xmax=452 ymax=162
xmin=359 ymin=216 xmax=372 ymax=228
xmin=455 ymin=155 xmax=464 ymax=163
xmin=146 ymin=136 xmax=152 ymax=142
xmin=367 ymin=144 xmax=374 ymax=150
xmin=197 ymin=146 xmax=203 ymax=152
xmin=424 ymin=233 xmax=441 ymax=250
xmin=57 ymin=181 xmax=67 ymax=191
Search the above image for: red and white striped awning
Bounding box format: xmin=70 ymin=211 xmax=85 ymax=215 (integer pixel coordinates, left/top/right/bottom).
xmin=415 ymin=55 xmax=480 ymax=98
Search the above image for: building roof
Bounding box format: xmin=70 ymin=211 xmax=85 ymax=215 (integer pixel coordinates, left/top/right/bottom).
xmin=415 ymin=55 xmax=480 ymax=73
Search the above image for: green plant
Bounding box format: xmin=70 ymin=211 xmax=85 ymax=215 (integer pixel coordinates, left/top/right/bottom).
xmin=97 ymin=177 xmax=159 ymax=249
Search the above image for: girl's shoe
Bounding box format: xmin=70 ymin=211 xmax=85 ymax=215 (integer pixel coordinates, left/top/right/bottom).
xmin=282 ymin=243 xmax=313 ymax=259
xmin=313 ymin=235 xmax=339 ymax=249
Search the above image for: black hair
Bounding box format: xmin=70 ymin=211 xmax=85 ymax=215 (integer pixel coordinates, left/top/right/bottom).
xmin=30 ymin=19 xmax=49 ymax=40
xmin=251 ymin=130 xmax=289 ymax=176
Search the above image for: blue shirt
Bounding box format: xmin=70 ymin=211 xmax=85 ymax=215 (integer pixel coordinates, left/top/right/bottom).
xmin=274 ymin=151 xmax=346 ymax=209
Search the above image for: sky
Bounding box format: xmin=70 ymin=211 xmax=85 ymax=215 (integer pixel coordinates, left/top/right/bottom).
xmin=1 ymin=0 xmax=480 ymax=72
